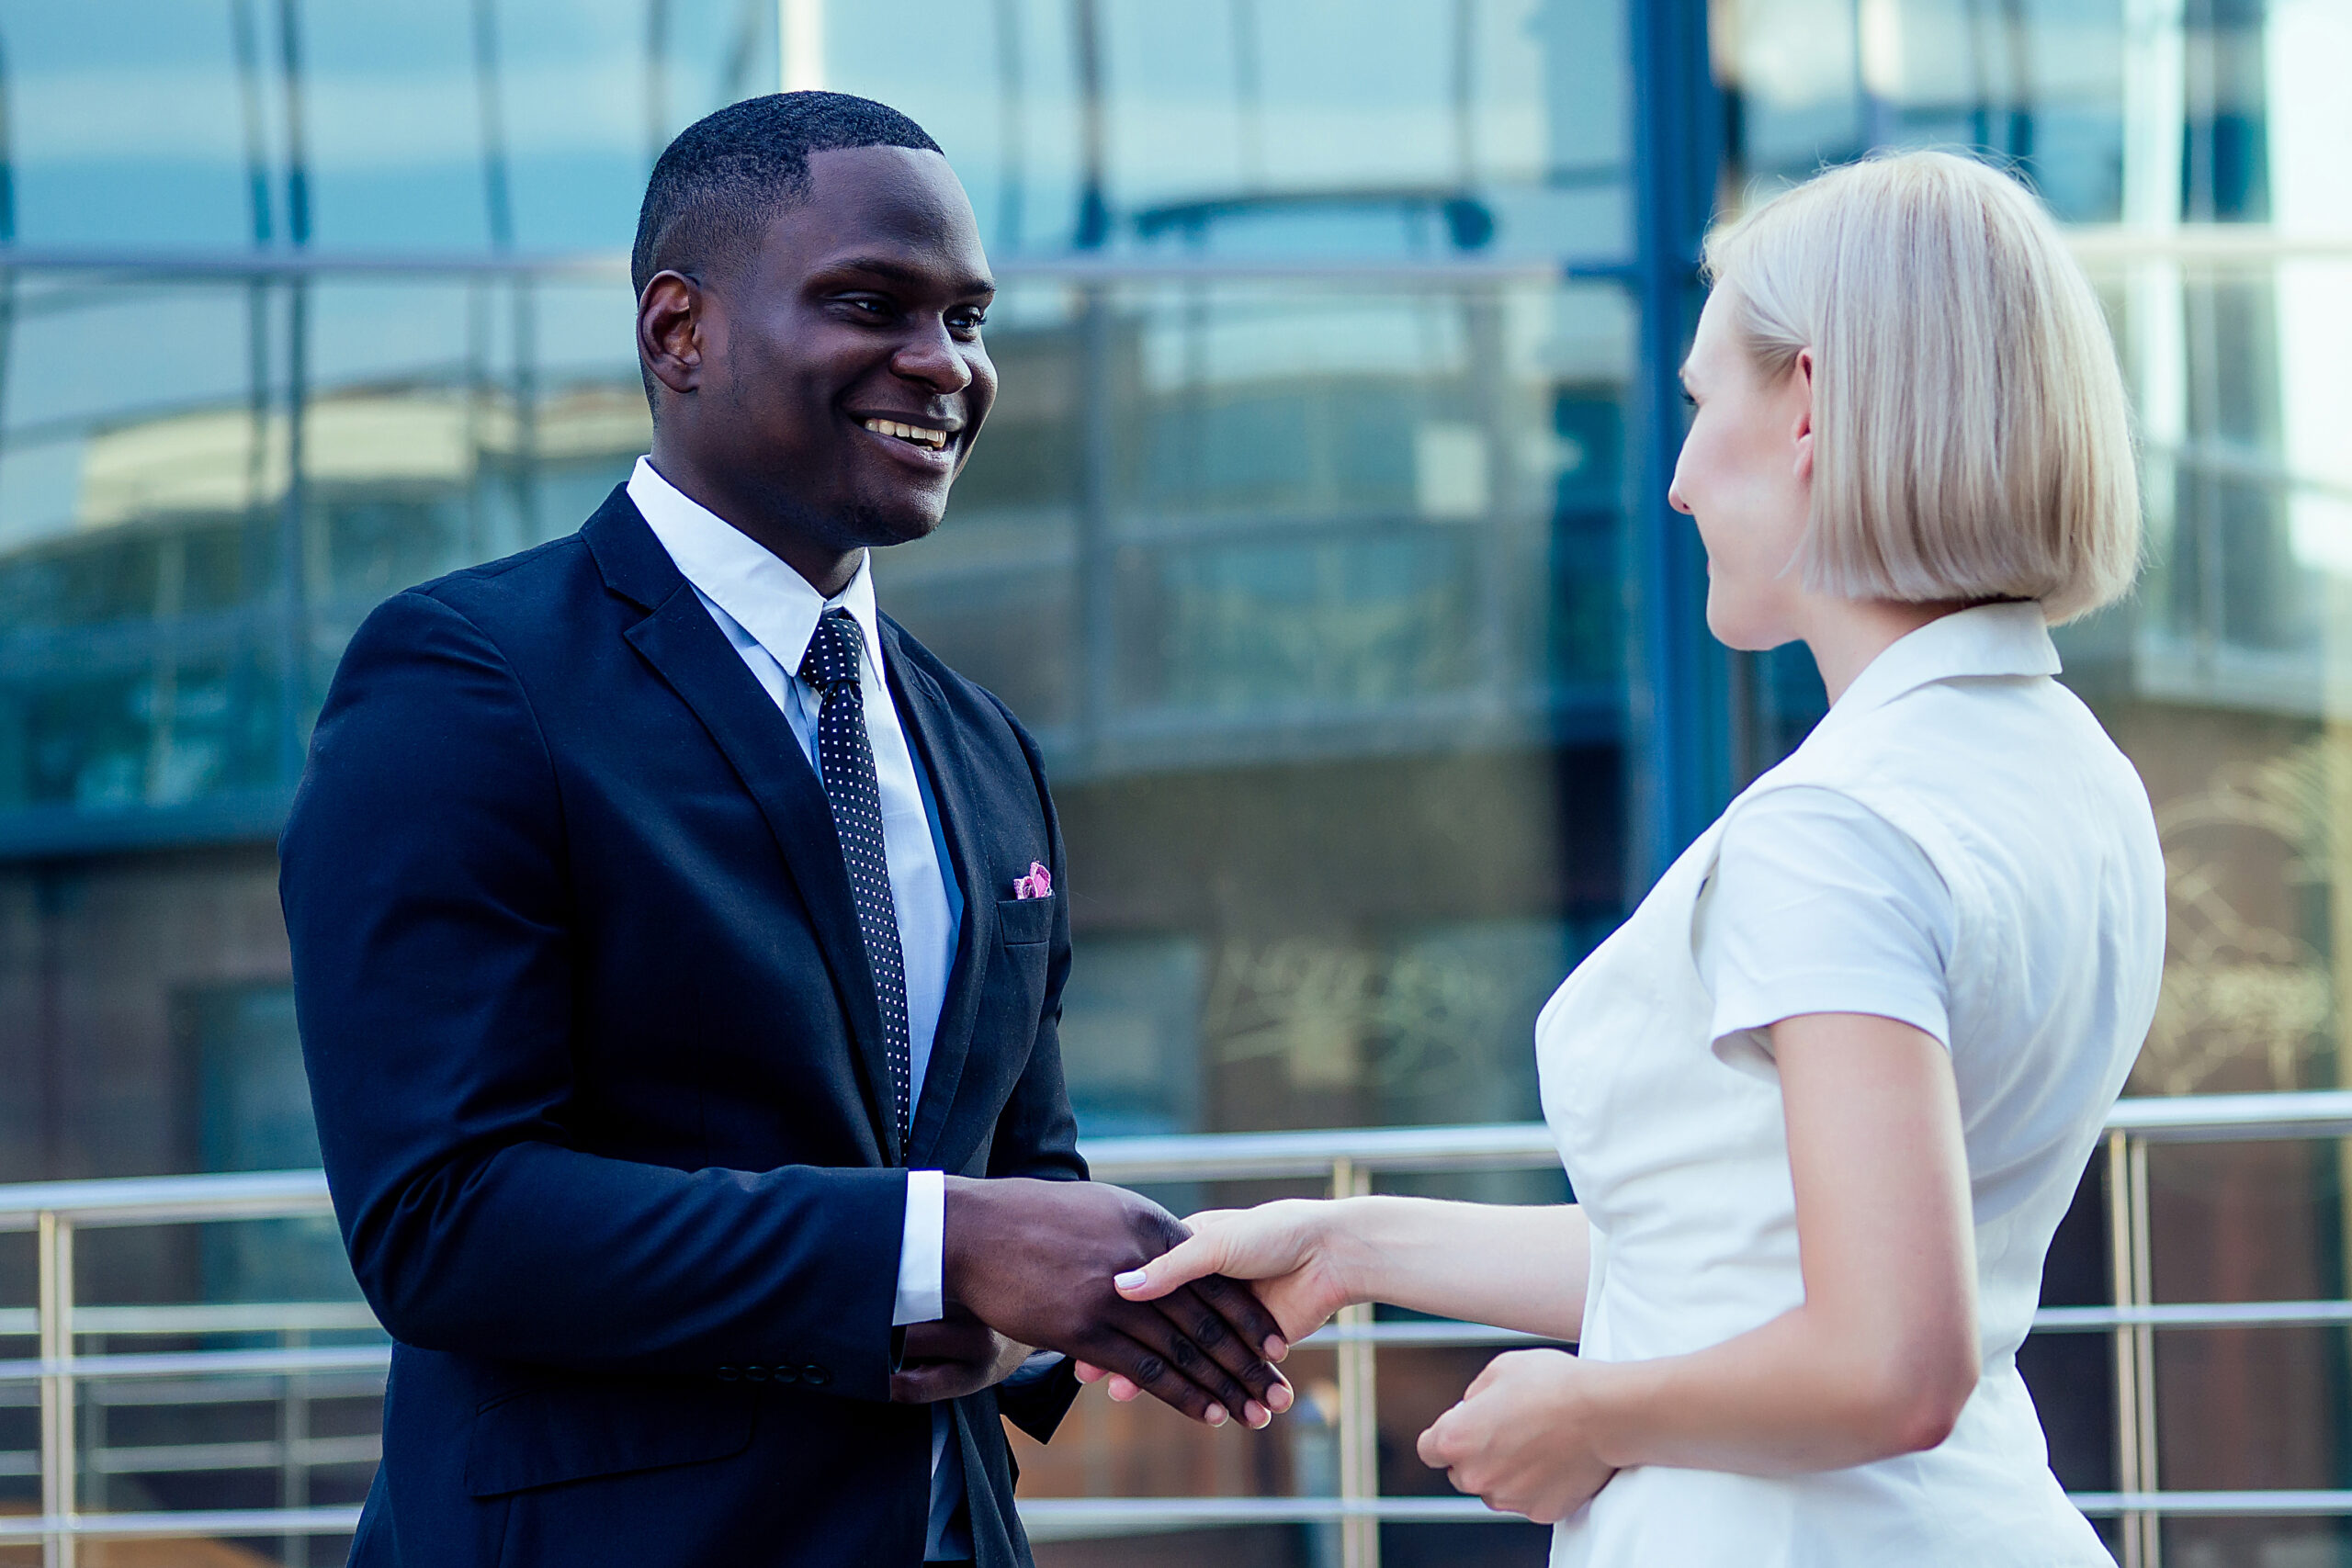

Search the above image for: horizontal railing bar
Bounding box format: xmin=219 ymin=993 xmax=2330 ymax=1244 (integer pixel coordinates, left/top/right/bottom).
xmin=1083 ymin=1123 xmax=1559 ymax=1182
xmin=2070 ymin=1490 xmax=2352 ymax=1517
xmin=81 ymin=1303 xmax=380 ymax=1336
xmin=0 ymin=1345 xmax=391 ymax=1383
xmin=0 ymin=1507 xmax=364 ymax=1541
xmin=0 ymin=1371 xmax=388 ymax=1410
xmin=0 ymin=1297 xmax=2326 ymax=1387
xmin=0 ymin=1169 xmax=332 ymax=1230
xmin=0 ymin=1092 xmax=2337 ymax=1232
xmin=0 ymin=1435 xmax=386 ymax=1478
xmin=1018 ymin=1497 xmax=1506 ymax=1529
xmin=0 ymin=1490 xmax=2340 ymax=1543
xmin=84 ymin=1434 xmax=383 ymax=1477
xmin=2032 ymin=1301 xmax=2352 ymax=1331
xmin=2103 ymin=1089 xmax=2352 ymax=1142
xmin=0 ymin=1303 xmax=382 ymax=1337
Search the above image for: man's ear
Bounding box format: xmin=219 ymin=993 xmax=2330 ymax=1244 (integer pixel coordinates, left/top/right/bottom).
xmin=1791 ymin=345 xmax=1817 ymax=487
xmin=639 ymin=270 xmax=707 ymax=398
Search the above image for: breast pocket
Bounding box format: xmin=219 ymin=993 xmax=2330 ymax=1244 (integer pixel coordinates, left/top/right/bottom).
xmin=996 ymin=894 xmax=1054 ymax=947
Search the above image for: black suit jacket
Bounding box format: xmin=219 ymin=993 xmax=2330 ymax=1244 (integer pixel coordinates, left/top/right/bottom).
xmin=281 ymin=487 xmax=1083 ymax=1568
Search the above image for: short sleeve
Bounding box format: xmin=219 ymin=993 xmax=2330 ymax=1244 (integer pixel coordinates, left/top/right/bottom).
xmin=1694 ymin=785 xmax=1956 ymax=1058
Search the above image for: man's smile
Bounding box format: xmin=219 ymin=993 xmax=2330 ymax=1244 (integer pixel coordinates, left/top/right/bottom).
xmin=849 ymin=409 xmax=962 ymax=470
xmin=857 ymin=415 xmax=951 ymax=451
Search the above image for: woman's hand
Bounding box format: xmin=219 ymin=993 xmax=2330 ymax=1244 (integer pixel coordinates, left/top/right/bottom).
xmin=1075 ymin=1199 xmax=1359 ymax=1404
xmin=888 ymin=1307 xmax=1035 ymax=1404
xmin=1416 ymin=1348 xmax=1615 ymax=1524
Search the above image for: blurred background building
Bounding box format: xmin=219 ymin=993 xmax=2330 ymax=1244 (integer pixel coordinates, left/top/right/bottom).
xmin=0 ymin=1 xmax=2346 ymax=1564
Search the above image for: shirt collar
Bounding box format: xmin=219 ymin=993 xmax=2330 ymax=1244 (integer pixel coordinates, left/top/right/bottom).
xmin=628 ymin=455 xmax=885 ymax=682
xmin=1823 ymin=601 xmax=2061 ymax=723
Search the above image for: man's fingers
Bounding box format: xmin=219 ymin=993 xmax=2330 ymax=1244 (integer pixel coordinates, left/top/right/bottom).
xmin=1112 ymin=1230 xmax=1222 ymax=1302
xmin=1124 ymin=1300 xmax=1266 ymax=1427
xmin=1156 ymin=1280 xmax=1292 ymax=1415
xmin=1091 ymin=1330 xmax=1232 ymax=1427
xmin=890 ymin=1365 xmax=956 ymax=1404
xmin=1190 ymin=1270 xmax=1292 ymax=1366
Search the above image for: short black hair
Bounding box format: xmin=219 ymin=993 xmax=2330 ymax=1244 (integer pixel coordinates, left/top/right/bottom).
xmin=630 ymin=91 xmax=943 ymax=299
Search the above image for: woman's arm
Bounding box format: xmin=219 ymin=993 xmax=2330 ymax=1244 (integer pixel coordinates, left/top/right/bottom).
xmin=1332 ymin=1198 xmax=1589 ymax=1340
xmin=1108 ymin=1196 xmax=1589 ymax=1348
xmin=1417 ymin=1011 xmax=1981 ymax=1521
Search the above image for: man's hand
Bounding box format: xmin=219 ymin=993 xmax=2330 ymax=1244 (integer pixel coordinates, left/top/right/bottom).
xmin=1080 ymin=1199 xmax=1360 ymax=1406
xmin=1416 ymin=1348 xmax=1616 ymax=1524
xmin=889 ymin=1306 xmax=1033 ymax=1404
xmin=944 ymin=1177 xmax=1295 ymax=1429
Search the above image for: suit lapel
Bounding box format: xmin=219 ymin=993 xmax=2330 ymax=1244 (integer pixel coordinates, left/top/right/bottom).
xmin=589 ymin=491 xmax=902 ymax=1163
xmin=887 ymin=626 xmax=993 ymax=1169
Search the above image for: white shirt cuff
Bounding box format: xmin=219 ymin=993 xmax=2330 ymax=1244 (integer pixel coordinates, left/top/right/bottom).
xmin=893 ymin=1169 xmax=945 ymax=1326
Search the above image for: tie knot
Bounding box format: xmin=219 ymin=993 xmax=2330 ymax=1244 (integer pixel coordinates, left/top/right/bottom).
xmin=798 ymin=609 xmax=863 ymax=693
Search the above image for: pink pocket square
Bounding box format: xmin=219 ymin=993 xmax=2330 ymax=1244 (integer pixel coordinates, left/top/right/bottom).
xmin=1012 ymin=862 xmax=1052 ymax=899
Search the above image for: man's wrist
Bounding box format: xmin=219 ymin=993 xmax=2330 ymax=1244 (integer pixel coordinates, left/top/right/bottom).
xmin=938 ymin=1173 xmax=989 ymax=1304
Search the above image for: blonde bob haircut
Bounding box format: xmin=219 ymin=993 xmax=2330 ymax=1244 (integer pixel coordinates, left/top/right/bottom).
xmin=1702 ymin=150 xmax=2139 ymax=624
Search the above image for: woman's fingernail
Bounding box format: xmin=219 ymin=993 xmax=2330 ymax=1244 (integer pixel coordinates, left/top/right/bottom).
xmin=1268 ymin=1383 xmax=1294 ymax=1413
xmin=1265 ymin=1335 xmax=1287 ymax=1360
xmin=1205 ymin=1404 xmax=1228 ymax=1427
xmin=1114 ymin=1269 xmax=1148 ymax=1291
xmin=1246 ymin=1401 xmax=1270 ymax=1428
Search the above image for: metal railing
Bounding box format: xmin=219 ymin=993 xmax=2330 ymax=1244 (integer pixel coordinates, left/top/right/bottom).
xmin=4 ymin=1092 xmax=2351 ymax=1567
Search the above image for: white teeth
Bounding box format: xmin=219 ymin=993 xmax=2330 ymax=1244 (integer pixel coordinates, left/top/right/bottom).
xmin=862 ymin=418 xmax=946 ymax=450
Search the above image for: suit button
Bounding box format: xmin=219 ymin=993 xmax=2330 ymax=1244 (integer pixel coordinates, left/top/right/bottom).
xmin=717 ymin=1365 xmax=740 ymax=1382
xmin=772 ymin=1363 xmax=800 ymax=1384
xmin=802 ymin=1364 xmax=830 ymax=1387
xmin=744 ymin=1364 xmax=770 ymax=1382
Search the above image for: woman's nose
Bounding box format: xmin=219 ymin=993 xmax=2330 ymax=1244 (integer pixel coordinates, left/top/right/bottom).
xmin=1666 ymin=479 xmax=1693 ymax=516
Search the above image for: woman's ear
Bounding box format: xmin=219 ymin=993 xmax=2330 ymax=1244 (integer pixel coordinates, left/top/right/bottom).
xmin=1791 ymin=346 xmax=1817 ymax=486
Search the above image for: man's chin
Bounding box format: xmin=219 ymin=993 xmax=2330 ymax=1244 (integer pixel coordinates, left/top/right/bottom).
xmin=842 ymin=494 xmax=949 ymax=551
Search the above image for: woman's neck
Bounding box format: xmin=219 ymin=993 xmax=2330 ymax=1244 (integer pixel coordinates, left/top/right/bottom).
xmin=1800 ymin=598 xmax=1974 ymax=705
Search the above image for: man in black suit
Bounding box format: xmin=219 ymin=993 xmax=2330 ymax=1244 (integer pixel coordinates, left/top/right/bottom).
xmin=281 ymin=93 xmax=1291 ymax=1568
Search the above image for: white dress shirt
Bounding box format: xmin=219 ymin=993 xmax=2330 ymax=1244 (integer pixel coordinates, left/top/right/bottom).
xmin=629 ymin=456 xmax=953 ymax=1322
xmin=628 ymin=458 xmax=968 ymax=1555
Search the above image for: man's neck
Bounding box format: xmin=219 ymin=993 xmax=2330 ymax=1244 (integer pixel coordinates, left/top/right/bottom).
xmin=645 ymin=446 xmax=865 ymax=599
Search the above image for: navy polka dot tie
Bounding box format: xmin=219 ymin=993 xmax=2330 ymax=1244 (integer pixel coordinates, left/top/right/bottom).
xmin=798 ymin=609 xmax=911 ymax=1150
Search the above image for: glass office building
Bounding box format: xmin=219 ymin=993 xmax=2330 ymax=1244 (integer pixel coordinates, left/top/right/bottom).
xmin=0 ymin=1 xmax=2346 ymax=1563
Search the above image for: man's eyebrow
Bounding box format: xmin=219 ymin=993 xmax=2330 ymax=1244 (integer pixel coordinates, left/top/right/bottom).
xmin=819 ymin=254 xmax=996 ymax=296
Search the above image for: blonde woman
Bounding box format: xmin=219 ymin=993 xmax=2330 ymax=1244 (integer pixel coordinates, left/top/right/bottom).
xmin=1093 ymin=151 xmax=2161 ymax=1564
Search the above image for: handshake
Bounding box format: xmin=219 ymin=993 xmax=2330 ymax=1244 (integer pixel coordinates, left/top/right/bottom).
xmin=898 ymin=1178 xmax=1326 ymax=1430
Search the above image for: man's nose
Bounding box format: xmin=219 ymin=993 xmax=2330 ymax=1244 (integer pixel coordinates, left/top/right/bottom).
xmin=891 ymin=319 xmax=975 ymax=393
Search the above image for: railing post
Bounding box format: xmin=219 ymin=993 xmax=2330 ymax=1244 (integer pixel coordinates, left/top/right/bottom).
xmin=38 ymin=1209 xmax=77 ymax=1568
xmin=282 ymin=1327 xmax=311 ymax=1568
xmin=1331 ymin=1157 xmax=1378 ymax=1568
xmin=2109 ymin=1128 xmax=2160 ymax=1568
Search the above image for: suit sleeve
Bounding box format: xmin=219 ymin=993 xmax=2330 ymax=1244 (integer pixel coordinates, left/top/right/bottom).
xmin=978 ymin=694 xmax=1088 ymax=1441
xmin=281 ymin=590 xmax=903 ymax=1398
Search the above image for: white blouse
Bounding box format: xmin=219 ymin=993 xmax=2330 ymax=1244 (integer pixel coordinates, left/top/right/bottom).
xmin=1535 ymin=603 xmax=2165 ymax=1567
